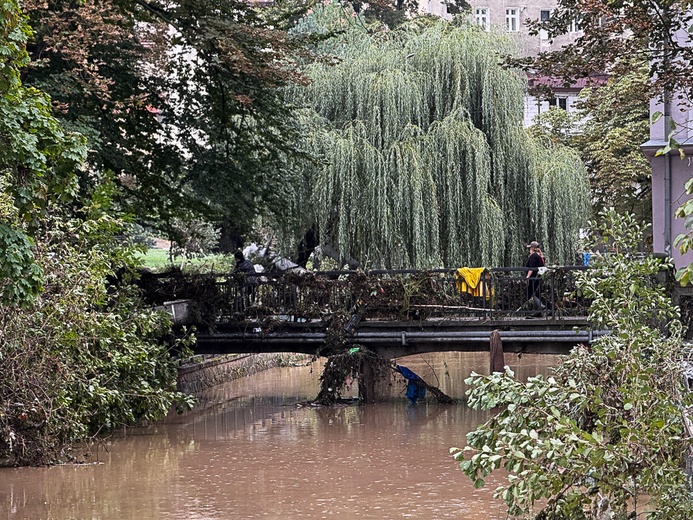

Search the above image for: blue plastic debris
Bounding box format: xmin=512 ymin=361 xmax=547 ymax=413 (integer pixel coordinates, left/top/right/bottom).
xmin=396 ymin=365 xmax=426 ymax=404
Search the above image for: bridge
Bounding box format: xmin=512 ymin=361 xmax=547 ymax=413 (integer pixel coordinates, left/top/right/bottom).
xmin=148 ymin=266 xmax=604 ymax=359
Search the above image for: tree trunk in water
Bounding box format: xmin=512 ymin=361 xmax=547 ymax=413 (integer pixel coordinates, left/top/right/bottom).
xmin=359 ymin=357 xmax=391 ymax=403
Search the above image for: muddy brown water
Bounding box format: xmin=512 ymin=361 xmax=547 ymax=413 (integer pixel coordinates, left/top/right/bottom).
xmin=1 ymin=352 xmax=559 ymax=520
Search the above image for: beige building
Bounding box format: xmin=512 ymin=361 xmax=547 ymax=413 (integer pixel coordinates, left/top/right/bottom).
xmin=420 ymin=1 xmax=580 ymax=55
xmin=420 ymin=1 xmax=585 ymax=126
xmin=466 ymin=2 xmax=580 ymax=56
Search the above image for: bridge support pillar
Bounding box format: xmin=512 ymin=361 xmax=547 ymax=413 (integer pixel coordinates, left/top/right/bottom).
xmin=359 ymin=357 xmax=390 ymax=404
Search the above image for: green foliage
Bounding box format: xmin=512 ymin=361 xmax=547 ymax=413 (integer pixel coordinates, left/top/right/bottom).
xmin=529 ymin=106 xmax=579 ymax=148
xmin=139 ymin=247 xmax=174 ymax=270
xmin=168 ymin=217 xmax=221 ymax=270
xmin=0 ymin=1 xmax=194 ymax=466
xmin=576 ymin=60 xmax=651 ymax=223
xmin=675 ymin=178 xmax=693 ymax=286
xmin=22 ymin=0 xmax=309 ymax=239
xmin=0 ymin=85 xmax=85 ymax=220
xmin=287 ymin=11 xmax=590 ymax=268
xmin=517 ymin=1 xmax=693 ymax=102
xmin=144 ymin=0 xmax=307 ymax=234
xmin=122 ymin=223 xmax=156 ymax=248
xmin=0 ymin=224 xmax=43 ymax=306
xmin=22 ymin=0 xmax=188 ymax=226
xmin=0 ymin=0 xmax=30 ymax=87
xmin=0 ymin=0 xmax=86 ymax=305
xmin=455 ymin=209 xmax=693 ymax=519
xmin=529 ymin=59 xmax=651 ymax=224
xmin=0 ymin=195 xmax=195 ymax=467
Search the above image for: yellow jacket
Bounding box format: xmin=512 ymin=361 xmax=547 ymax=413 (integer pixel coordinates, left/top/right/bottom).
xmin=456 ymin=267 xmax=491 ymax=298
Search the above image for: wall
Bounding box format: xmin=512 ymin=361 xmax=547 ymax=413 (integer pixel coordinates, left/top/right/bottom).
xmin=642 ymin=27 xmax=693 ymax=269
xmin=642 ymin=119 xmax=693 ymax=268
xmin=177 ymin=353 xmax=309 ymax=395
xmin=419 ymin=0 xmax=580 ymax=56
xmin=523 ymin=92 xmax=580 ymax=127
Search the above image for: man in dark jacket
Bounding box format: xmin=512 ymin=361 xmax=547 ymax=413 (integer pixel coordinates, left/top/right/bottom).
xmin=234 ymin=251 xmax=258 ymax=310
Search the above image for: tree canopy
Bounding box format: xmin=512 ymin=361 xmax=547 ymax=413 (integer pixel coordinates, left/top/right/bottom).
xmin=530 ymin=57 xmax=652 ymax=225
xmin=518 ymin=1 xmax=693 ymax=278
xmin=518 ymin=0 xmax=693 ymax=102
xmin=286 ymin=9 xmax=590 ymax=268
xmin=21 ymin=0 xmax=310 ymax=241
xmin=0 ymin=1 xmax=86 ymax=305
xmin=0 ymin=1 xmax=192 ymax=466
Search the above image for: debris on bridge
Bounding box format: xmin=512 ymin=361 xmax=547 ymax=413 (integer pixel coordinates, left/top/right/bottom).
xmin=135 ymin=266 xmax=591 ymax=332
xmin=135 ymin=267 xmax=591 ymax=405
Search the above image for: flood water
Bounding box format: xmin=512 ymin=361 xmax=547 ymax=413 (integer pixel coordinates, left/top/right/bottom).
xmin=1 ymin=352 xmax=558 ymax=520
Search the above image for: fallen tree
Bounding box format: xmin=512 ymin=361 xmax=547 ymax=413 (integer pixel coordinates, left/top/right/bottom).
xmin=315 ymin=346 xmax=454 ymax=405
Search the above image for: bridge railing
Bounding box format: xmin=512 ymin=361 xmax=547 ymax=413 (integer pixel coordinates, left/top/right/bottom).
xmin=216 ymin=266 xmax=590 ymax=323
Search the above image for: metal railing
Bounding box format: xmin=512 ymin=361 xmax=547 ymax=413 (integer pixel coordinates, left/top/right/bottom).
xmin=207 ymin=266 xmax=590 ymax=323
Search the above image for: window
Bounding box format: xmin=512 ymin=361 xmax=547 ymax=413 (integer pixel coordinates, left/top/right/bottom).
xmin=539 ymin=9 xmax=551 ymax=39
xmin=569 ymin=18 xmax=581 ymax=33
xmin=506 ymin=8 xmax=519 ymax=32
xmin=549 ymin=97 xmax=568 ymax=110
xmin=475 ymin=8 xmax=490 ymax=31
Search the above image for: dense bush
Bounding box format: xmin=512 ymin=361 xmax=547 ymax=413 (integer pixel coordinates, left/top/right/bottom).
xmin=456 ymin=210 xmax=693 ymax=519
xmin=0 ymin=200 xmax=195 ymax=466
xmin=0 ymin=1 xmax=193 ymax=466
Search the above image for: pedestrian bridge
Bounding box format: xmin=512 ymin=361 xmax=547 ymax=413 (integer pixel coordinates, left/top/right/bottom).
xmin=148 ymin=266 xmax=604 ymax=359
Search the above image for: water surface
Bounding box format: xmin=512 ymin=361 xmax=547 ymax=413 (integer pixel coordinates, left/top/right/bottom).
xmin=1 ymin=352 xmax=558 ymax=519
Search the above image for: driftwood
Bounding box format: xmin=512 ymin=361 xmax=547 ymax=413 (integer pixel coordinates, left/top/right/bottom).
xmin=410 ymin=304 xmax=489 ymax=312
xmin=414 ymin=378 xmax=455 ymax=404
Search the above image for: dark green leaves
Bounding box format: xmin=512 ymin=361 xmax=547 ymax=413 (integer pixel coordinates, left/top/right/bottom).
xmin=0 ymin=0 xmax=86 ymax=306
xmin=456 ymin=210 xmax=693 ymax=518
xmin=0 ymin=224 xmax=43 ymax=306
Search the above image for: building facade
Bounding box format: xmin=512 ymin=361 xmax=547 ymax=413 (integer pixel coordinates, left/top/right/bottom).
xmin=641 ymin=28 xmax=693 ymax=266
xmin=419 ymin=1 xmax=585 ymax=126
xmin=419 ymin=0 xmax=580 ymax=54
xmin=465 ymin=1 xmax=579 ymax=56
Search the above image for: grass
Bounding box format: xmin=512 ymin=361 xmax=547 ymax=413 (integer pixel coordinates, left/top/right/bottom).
xmin=137 ymin=248 xmax=236 ymax=273
xmin=138 ymin=248 xmax=174 ymax=270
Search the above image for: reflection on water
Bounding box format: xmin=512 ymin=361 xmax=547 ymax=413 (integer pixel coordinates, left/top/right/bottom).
xmin=0 ymin=353 xmax=559 ymax=520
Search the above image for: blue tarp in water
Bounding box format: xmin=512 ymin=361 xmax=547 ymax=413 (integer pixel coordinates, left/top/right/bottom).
xmin=396 ymin=365 xmax=426 ymax=404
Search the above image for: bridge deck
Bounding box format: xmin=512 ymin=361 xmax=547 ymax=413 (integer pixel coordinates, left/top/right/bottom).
xmin=195 ymin=316 xmax=599 ymax=359
xmin=146 ymin=267 xmax=600 ymax=359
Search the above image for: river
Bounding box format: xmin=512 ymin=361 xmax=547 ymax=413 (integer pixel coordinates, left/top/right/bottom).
xmin=1 ymin=352 xmax=558 ymax=520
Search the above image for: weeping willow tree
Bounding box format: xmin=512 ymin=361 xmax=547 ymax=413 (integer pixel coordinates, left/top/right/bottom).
xmin=286 ymin=7 xmax=590 ymax=268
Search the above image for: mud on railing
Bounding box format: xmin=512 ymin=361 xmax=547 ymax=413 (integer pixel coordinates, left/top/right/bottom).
xmin=211 ymin=266 xmax=590 ymax=323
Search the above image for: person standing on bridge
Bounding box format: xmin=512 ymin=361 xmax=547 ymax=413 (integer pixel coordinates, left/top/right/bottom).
xmin=525 ymin=241 xmax=545 ymax=316
xmin=234 ymin=251 xmax=258 ymax=310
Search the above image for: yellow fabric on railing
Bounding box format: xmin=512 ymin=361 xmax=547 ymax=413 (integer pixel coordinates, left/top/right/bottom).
xmin=455 ymin=267 xmax=491 ymax=298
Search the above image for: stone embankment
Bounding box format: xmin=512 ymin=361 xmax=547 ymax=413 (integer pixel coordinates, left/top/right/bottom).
xmin=178 ymin=353 xmax=309 ymax=395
